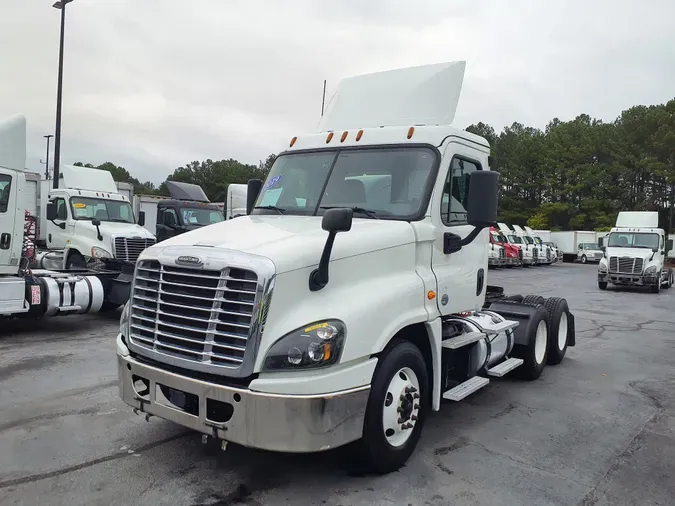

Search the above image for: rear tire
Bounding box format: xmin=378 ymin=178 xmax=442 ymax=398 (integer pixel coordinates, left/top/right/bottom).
xmin=353 ymin=340 xmax=429 ymax=474
xmin=510 ymin=305 xmax=549 ymax=381
xmin=522 ymin=294 xmax=545 ymax=305
xmin=543 ymin=297 xmax=569 ymax=365
xmin=598 ymin=281 xmax=608 ymax=290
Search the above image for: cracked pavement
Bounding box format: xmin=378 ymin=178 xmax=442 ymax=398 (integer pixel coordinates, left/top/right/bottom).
xmin=1 ymin=263 xmax=675 ymax=505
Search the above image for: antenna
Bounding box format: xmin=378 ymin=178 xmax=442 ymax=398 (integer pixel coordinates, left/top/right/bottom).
xmin=321 ymin=79 xmax=326 ymax=117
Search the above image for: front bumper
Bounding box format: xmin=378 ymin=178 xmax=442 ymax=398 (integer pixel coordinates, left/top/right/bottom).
xmin=118 ymin=337 xmax=370 ymax=453
xmin=599 ymin=271 xmax=659 ymax=286
xmin=488 ymin=257 xmax=505 ymax=266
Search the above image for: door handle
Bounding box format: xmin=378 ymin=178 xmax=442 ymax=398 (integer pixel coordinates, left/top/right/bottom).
xmin=0 ymin=233 xmax=10 ymax=250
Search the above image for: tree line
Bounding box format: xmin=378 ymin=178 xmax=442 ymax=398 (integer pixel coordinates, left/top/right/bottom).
xmin=77 ymin=97 xmax=674 ymax=231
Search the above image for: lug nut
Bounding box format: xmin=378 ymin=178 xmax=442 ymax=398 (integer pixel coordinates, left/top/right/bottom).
xmin=397 ymin=407 xmax=404 ymax=413
xmin=413 ymin=393 xmax=420 ymax=399
xmin=398 ymin=418 xmax=404 ymax=424
xmin=414 ymin=404 xmax=420 ymax=410
xmin=411 ymin=415 xmax=418 ymax=421
xmin=405 ymin=386 xmax=411 ymax=393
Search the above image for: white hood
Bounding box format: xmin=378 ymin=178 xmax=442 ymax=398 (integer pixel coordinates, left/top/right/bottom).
xmin=79 ymin=220 xmax=155 ymax=239
xmin=148 ymin=215 xmax=416 ymax=274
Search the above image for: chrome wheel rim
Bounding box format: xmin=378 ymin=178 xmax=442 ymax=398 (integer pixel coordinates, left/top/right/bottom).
xmin=382 ymin=367 xmax=420 ymax=447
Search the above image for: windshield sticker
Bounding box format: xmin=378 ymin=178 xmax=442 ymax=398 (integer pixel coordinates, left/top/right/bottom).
xmin=264 ymin=175 xmax=282 ymax=190
xmin=73 ymin=202 xmax=86 ymax=208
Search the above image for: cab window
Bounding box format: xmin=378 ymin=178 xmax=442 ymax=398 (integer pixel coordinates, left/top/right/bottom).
xmin=441 ymin=157 xmax=481 ymax=226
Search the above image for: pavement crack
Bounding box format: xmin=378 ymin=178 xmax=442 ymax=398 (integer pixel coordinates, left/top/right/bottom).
xmin=578 ymin=380 xmax=668 ymax=506
xmin=0 ymin=431 xmax=191 ymax=489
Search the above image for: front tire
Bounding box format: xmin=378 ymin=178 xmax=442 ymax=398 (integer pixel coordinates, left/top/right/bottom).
xmin=581 ymin=255 xmax=587 ymax=264
xmin=598 ymin=281 xmax=608 ymax=290
xmin=354 ymin=340 xmax=429 ymax=474
xmin=543 ymin=297 xmax=569 ymax=365
xmin=66 ymin=251 xmax=87 ymax=270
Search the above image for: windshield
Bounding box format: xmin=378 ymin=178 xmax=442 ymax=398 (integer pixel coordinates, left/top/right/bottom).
xmin=70 ymin=197 xmax=134 ymax=223
xmin=523 ymin=236 xmax=534 ymax=244
xmin=252 ymin=147 xmax=438 ymax=220
xmin=582 ymin=243 xmax=600 ymax=250
xmin=180 ymin=207 xmax=224 ymax=226
xmin=508 ymin=235 xmax=523 ymax=244
xmin=490 ymin=231 xmax=503 ymax=243
xmin=607 ymin=232 xmax=660 ymax=249
xmin=534 ymin=237 xmax=542 ymax=244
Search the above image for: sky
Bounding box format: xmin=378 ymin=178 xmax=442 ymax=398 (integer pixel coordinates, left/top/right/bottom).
xmin=1 ymin=0 xmax=674 ymax=185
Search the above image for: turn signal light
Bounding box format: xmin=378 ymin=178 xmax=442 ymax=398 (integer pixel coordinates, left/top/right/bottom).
xmin=290 ymin=136 xmax=297 ymax=147
xmin=407 ymin=126 xmax=415 ymax=139
xmin=326 ymin=132 xmax=334 ymax=143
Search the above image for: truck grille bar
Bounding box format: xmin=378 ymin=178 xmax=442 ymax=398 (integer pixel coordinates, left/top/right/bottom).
xmin=609 ymin=256 xmax=644 ymax=274
xmin=129 ymin=260 xmax=258 ymax=369
xmin=114 ymin=238 xmax=156 ymax=263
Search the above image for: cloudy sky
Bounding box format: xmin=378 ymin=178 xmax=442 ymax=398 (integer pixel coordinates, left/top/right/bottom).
xmin=1 ymin=0 xmax=673 ymax=184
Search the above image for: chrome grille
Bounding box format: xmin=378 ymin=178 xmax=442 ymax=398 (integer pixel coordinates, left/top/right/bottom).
xmin=518 ymin=249 xmax=523 ymax=260
xmin=532 ymin=247 xmax=538 ymax=259
xmin=609 ymin=256 xmax=644 ymax=274
xmin=499 ymin=248 xmax=505 ymax=259
xmin=114 ymin=237 xmax=156 ymax=263
xmin=129 ymin=259 xmax=258 ymax=368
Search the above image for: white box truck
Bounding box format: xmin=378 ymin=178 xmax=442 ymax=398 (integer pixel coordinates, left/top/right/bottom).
xmin=550 ymin=231 xmax=598 ymax=262
xmin=116 ymin=61 xmax=577 ymax=474
xmin=597 ymin=211 xmax=673 ymax=293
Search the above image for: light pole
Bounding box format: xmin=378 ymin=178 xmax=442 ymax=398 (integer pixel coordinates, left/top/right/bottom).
xmin=52 ymin=0 xmax=74 ymax=189
xmin=43 ymin=134 xmax=53 ymax=179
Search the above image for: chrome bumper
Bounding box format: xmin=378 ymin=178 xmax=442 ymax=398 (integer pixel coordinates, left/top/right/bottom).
xmin=118 ymin=350 xmax=370 ymax=453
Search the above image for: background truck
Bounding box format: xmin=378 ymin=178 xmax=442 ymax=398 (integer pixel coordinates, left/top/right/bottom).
xmin=116 ymin=61 xmax=577 ymax=474
xmin=499 ymin=223 xmax=536 ymax=266
xmin=524 ymin=226 xmax=554 ymax=264
xmin=577 ymin=242 xmax=603 ymax=264
xmin=133 ymin=181 xmax=224 ymax=242
xmin=489 ymin=226 xmax=521 ymax=266
xmin=0 ymin=115 xmax=141 ymax=317
xmin=550 ymin=230 xmax=598 ymax=262
xmin=597 ymin=211 xmax=674 ymax=293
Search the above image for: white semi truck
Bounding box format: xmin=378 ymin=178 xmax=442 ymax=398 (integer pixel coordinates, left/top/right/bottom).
xmin=116 ymin=61 xmax=577 ymax=473
xmin=597 ymin=211 xmax=674 ymax=293
xmin=498 ymin=223 xmax=537 ymax=266
xmin=523 ymin=226 xmax=554 ymax=264
xmin=0 ymin=115 xmax=147 ymax=317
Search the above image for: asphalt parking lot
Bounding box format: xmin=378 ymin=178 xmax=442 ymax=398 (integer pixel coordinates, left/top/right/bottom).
xmin=1 ymin=262 xmax=675 ymax=506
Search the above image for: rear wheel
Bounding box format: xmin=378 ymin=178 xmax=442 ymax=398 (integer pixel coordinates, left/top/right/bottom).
xmin=522 ymin=294 xmax=545 ymax=305
xmin=354 ymin=340 xmax=429 ymax=474
xmin=511 ymin=305 xmax=549 ymax=381
xmin=543 ymin=297 xmax=569 ymax=365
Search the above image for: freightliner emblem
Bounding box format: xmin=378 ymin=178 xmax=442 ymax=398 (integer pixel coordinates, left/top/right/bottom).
xmin=176 ymin=255 xmax=203 ymax=266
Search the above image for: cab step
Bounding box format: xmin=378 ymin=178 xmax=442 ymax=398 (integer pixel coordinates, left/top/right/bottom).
xmin=486 ymin=357 xmax=523 ymax=377
xmin=442 ymin=376 xmax=489 ymax=401
xmin=57 ymin=305 xmax=82 ymax=312
xmin=442 ymin=331 xmax=485 ymax=350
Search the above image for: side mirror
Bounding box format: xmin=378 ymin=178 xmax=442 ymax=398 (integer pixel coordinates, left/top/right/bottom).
xmin=92 ymin=218 xmax=101 ymax=227
xmin=652 ymin=246 xmax=659 ymax=253
xmin=46 ymin=202 xmax=57 ymax=221
xmin=598 ymin=237 xmax=604 ymax=247
xmin=667 ymin=239 xmax=673 ymax=253
xmin=138 ymin=211 xmax=145 ymax=227
xmin=466 ymin=170 xmax=498 ymax=229
xmin=309 ymin=208 xmax=353 ymax=291
xmin=91 ymin=218 xmax=103 ymax=241
xmin=165 ymin=214 xmax=177 ymax=228
xmin=247 ymin=178 xmax=264 ymax=215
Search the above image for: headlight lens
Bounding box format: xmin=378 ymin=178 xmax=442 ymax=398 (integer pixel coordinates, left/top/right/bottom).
xmin=598 ymin=262 xmax=608 ymax=273
xmin=91 ymin=246 xmax=112 ymax=258
xmin=645 ymin=265 xmax=658 ymax=274
xmin=263 ymin=320 xmax=345 ymax=371
xmin=119 ymin=301 xmax=131 ymax=336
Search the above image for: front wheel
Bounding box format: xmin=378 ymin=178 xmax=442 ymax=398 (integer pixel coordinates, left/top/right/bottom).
xmin=598 ymin=281 xmax=608 ymax=290
xmin=66 ymin=251 xmax=87 ymax=270
xmin=581 ymin=255 xmax=587 ymax=264
xmin=651 ymin=282 xmax=660 ymax=294
xmin=354 ymin=340 xmax=429 ymax=474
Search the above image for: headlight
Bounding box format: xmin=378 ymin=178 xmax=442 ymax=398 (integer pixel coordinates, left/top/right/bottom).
xmin=263 ymin=320 xmax=345 ymax=371
xmin=119 ymin=301 xmax=131 ymax=336
xmin=91 ymin=246 xmax=112 ymax=258
xmin=598 ymin=262 xmax=608 ymax=273
xmin=644 ymin=265 xmax=658 ymax=275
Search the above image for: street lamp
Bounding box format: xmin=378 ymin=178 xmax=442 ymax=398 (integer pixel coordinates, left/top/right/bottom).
xmin=52 ymin=0 xmax=74 ymax=190
xmin=43 ymin=134 xmax=54 ymax=179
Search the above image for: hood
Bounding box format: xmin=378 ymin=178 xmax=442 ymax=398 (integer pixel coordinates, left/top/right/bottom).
xmin=605 ymin=247 xmax=654 ymax=261
xmin=149 ymin=215 xmax=416 ymax=274
xmin=78 ymin=220 xmax=155 ymax=239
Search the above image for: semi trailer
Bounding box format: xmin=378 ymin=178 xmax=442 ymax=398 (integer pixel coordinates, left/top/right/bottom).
xmin=116 ymin=61 xmax=577 ymax=473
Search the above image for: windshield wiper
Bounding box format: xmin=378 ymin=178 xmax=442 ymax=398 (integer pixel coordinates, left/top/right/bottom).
xmin=254 ymin=205 xmax=286 ymax=214
xmin=320 ymin=206 xmax=380 ymax=219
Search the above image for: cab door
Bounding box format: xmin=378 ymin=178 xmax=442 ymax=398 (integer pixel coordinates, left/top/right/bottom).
xmin=0 ymin=169 xmax=22 ymax=274
xmin=430 ymin=142 xmax=489 ymax=315
xmin=46 ymin=194 xmax=72 ymax=249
